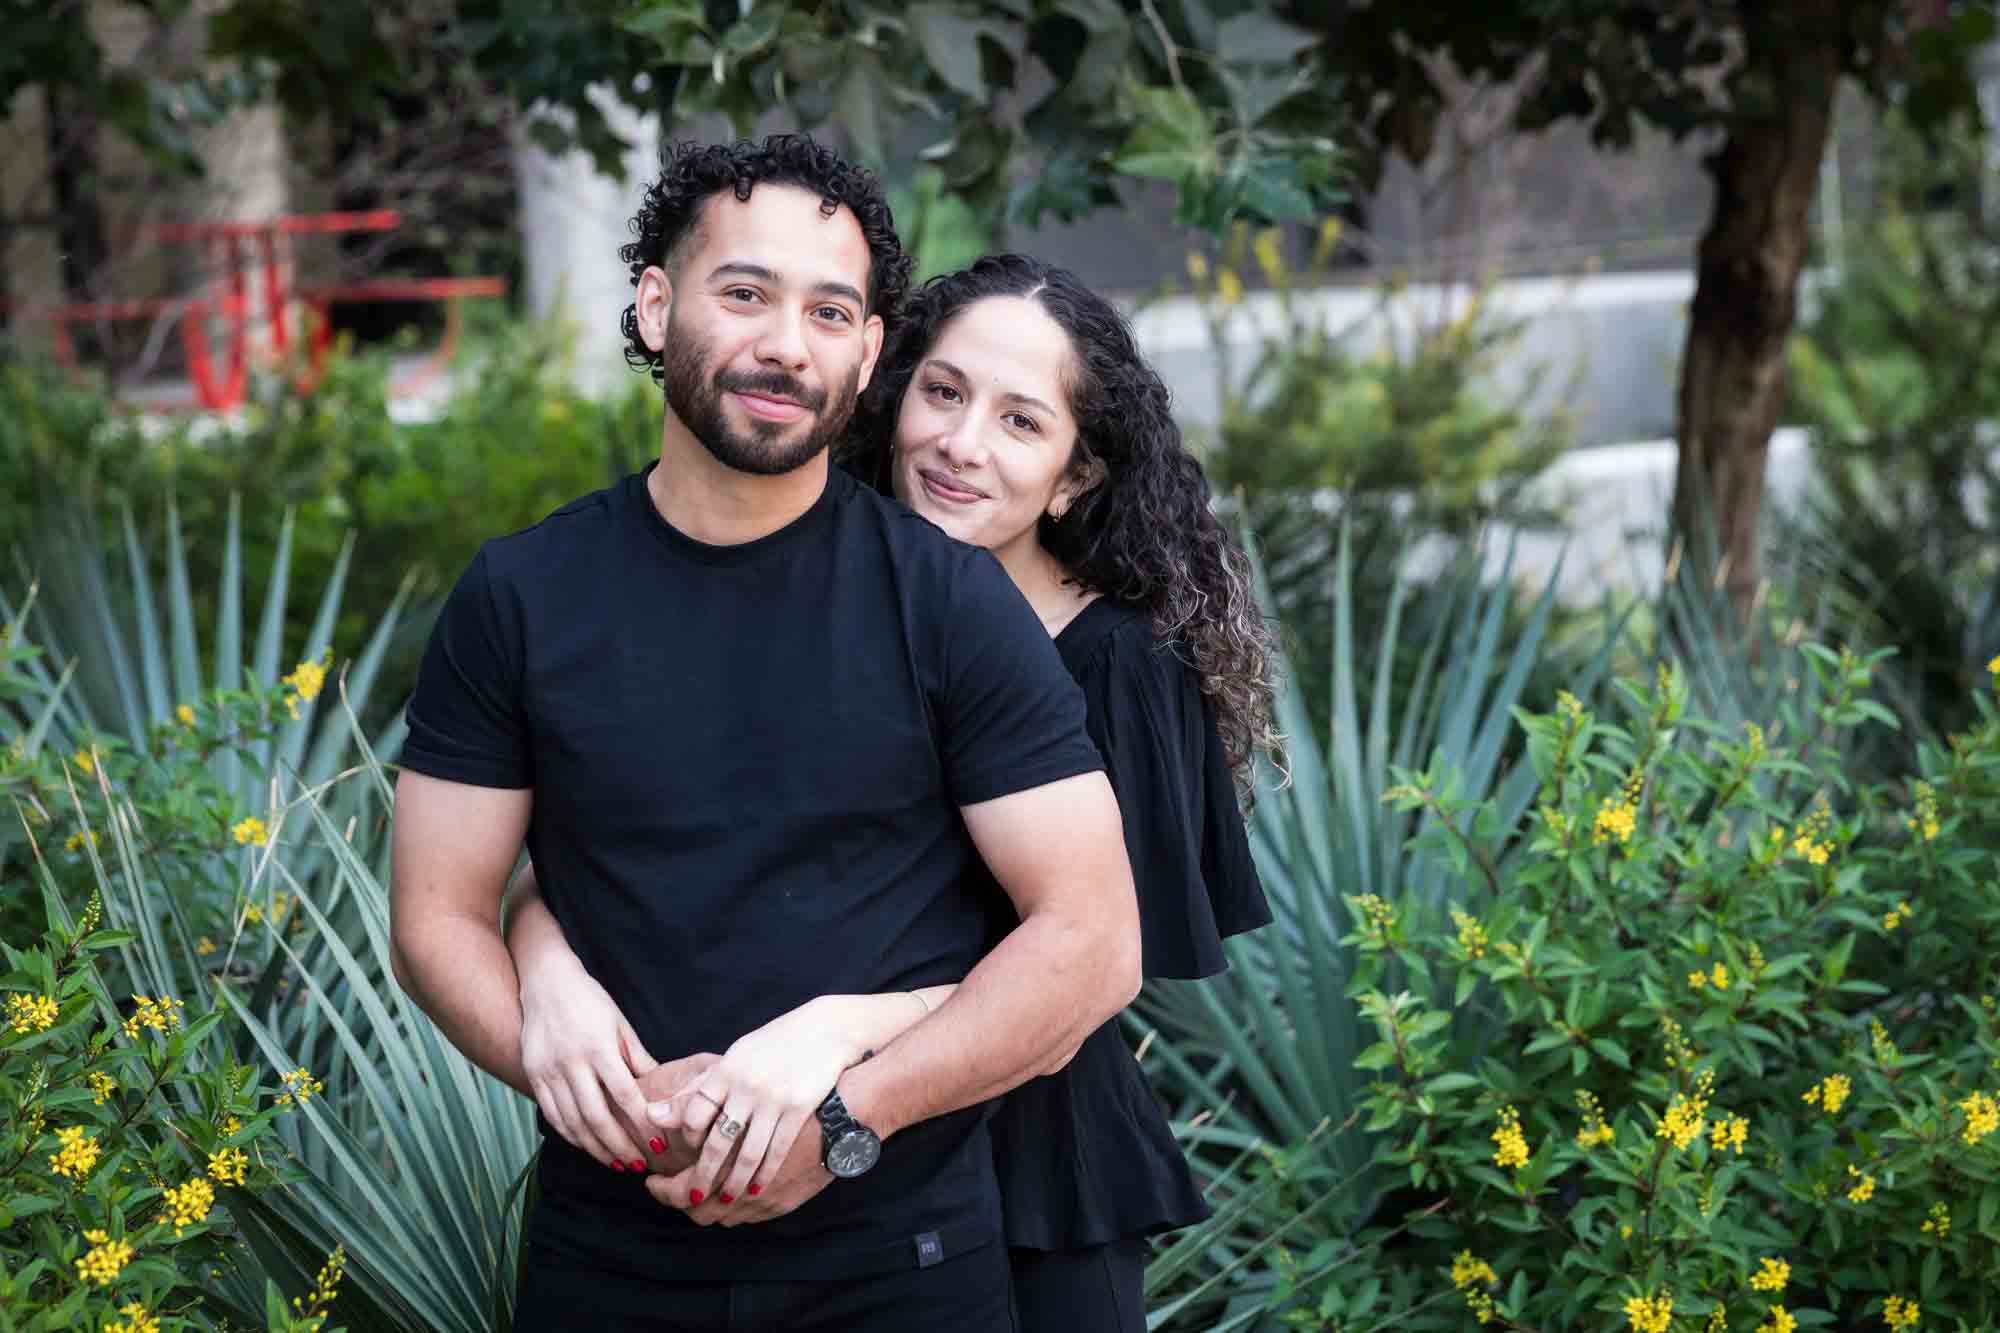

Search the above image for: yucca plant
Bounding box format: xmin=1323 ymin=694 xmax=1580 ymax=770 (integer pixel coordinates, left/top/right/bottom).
xmin=3 ymin=499 xmax=540 ymax=1329
xmin=1135 ymin=525 xmax=1624 ymax=1331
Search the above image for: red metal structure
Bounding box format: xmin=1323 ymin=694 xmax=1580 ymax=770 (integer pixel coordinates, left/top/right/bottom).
xmin=0 ymin=210 xmax=505 ymax=411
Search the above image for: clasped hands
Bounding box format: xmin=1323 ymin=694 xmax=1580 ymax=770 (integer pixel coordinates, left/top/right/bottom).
xmin=519 ymin=960 xmax=872 ymax=1229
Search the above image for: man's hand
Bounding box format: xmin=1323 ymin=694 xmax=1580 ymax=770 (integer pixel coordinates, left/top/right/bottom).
xmin=644 ymin=1106 xmax=833 ymax=1227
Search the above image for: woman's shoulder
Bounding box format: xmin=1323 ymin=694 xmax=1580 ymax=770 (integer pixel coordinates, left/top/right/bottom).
xmin=1056 ymin=596 xmax=1187 ymax=688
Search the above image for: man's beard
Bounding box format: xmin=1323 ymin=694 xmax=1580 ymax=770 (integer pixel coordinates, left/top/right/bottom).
xmin=662 ymin=317 xmax=861 ymax=477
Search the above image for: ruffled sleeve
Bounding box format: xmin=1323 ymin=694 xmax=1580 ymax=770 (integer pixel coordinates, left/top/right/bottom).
xmin=1067 ymin=606 xmax=1271 ymax=980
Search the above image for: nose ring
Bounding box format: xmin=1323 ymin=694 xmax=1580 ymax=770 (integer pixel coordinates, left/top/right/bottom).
xmin=950 ymin=462 xmax=963 ymax=475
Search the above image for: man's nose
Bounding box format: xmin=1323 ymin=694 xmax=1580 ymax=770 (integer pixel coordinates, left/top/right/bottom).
xmin=754 ymin=309 xmax=809 ymax=371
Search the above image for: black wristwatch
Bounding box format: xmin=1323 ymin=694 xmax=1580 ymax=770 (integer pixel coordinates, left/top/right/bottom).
xmin=815 ymin=1086 xmax=882 ymax=1179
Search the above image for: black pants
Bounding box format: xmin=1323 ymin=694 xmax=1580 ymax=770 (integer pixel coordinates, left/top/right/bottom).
xmin=514 ymin=1240 xmax=1017 ymax=1332
xmin=1008 ymin=1238 xmax=1147 ymax=1333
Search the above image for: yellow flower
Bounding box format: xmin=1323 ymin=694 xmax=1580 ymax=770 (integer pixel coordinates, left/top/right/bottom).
xmin=1757 ymin=1306 xmax=1797 ymax=1333
xmin=72 ymin=748 xmax=95 ymax=776
xmin=1883 ymin=1295 xmax=1920 ymax=1330
xmin=1958 ymin=1091 xmax=1998 ymax=1145
xmin=64 ymin=829 xmax=100 ymax=853
xmin=283 ymin=656 xmax=329 ymax=703
xmin=1252 ymin=227 xmax=1285 ymax=283
xmin=5 ymin=991 xmax=60 ymax=1034
xmin=160 ymin=1176 xmax=215 ymax=1235
xmin=220 ymin=1115 xmax=242 ymax=1139
xmin=48 ymin=1125 xmax=101 ymax=1179
xmin=232 ymin=816 xmax=269 ymax=847
xmin=1688 ymin=969 xmax=1708 ymax=990
xmin=1750 ymin=1257 xmax=1790 ymax=1293
xmin=291 ymin=1244 xmax=349 ymax=1327
xmin=1185 ymin=251 xmax=1210 ymax=283
xmin=75 ymin=1230 xmax=134 ymax=1286
xmin=1802 ymin=1073 xmax=1851 ymax=1115
xmin=1452 ymin=909 xmax=1489 ymax=959
xmin=195 ymin=935 xmax=218 ymax=957
xmin=208 ymin=1145 xmax=249 ymax=1186
xmin=1451 ymin=1250 xmax=1499 ymax=1289
xmin=1353 ymin=894 xmax=1395 ymax=937
xmin=1491 ymin=1105 xmax=1531 ymax=1169
xmin=105 ymin=1302 xmax=162 ymax=1333
xmin=1625 ymin=1292 xmax=1674 ymax=1333
xmin=1215 ymin=267 xmax=1244 ymax=307
xmin=1711 ymin=964 xmax=1730 ymax=990
xmin=283 ymin=693 xmax=302 ymax=721
xmin=1576 ymin=1089 xmax=1616 ymax=1149
xmin=1594 ymin=797 xmax=1638 ymax=846
xmin=177 ymin=703 xmax=196 ymax=726
xmin=1710 ymin=1113 xmax=1748 ymax=1155
xmin=1905 ymin=782 xmax=1940 ymax=841
xmin=1988 ymin=653 xmax=2000 ymax=677
xmin=121 ymin=994 xmax=185 ymax=1041
xmin=88 ymin=1071 xmax=117 ymax=1105
xmin=1846 ymin=1164 xmax=1876 ymax=1203
xmin=1920 ymin=1202 xmax=1950 ymax=1240
xmin=1656 ymin=1070 xmax=1714 ymax=1151
xmin=1883 ymin=902 xmax=1911 ymax=931
xmin=277 ymin=1065 xmax=325 ymax=1108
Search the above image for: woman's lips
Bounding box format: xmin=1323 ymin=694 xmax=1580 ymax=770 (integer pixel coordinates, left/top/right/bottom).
xmin=732 ymin=391 xmax=808 ymax=422
xmin=919 ymin=469 xmax=984 ymax=504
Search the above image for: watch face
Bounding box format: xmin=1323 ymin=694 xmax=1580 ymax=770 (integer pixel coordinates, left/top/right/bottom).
xmin=825 ymin=1127 xmax=881 ymax=1178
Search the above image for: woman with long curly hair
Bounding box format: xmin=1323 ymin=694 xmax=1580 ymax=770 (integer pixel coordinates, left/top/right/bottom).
xmin=509 ymin=253 xmax=1279 ymax=1330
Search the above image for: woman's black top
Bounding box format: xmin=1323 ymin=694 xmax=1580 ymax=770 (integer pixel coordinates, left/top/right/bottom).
xmin=989 ymin=596 xmax=1271 ymax=1250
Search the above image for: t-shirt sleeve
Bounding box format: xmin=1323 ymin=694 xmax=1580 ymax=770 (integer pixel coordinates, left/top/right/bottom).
xmin=400 ymin=546 xmax=534 ymax=789
xmin=935 ymin=550 xmax=1103 ymax=806
xmin=1089 ymin=624 xmax=1271 ymax=979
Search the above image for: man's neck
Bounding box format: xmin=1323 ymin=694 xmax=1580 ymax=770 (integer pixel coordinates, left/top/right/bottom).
xmin=648 ymin=418 xmax=830 ymax=547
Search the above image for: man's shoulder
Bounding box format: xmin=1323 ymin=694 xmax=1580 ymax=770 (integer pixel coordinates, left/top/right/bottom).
xmin=833 ymin=476 xmax=1000 ymax=584
xmin=474 ymin=479 xmax=629 ymax=583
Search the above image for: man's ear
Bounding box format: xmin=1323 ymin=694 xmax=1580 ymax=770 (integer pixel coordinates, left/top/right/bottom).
xmin=635 ymin=265 xmax=673 ymax=353
xmin=855 ymin=312 xmax=885 ymax=394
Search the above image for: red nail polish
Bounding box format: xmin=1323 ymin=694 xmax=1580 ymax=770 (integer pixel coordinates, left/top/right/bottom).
xmin=747 ymin=1184 xmax=762 ymax=1197
xmin=629 ymin=1159 xmax=646 ymax=1172
xmin=689 ymin=1189 xmax=705 ymax=1205
xmin=719 ymin=1193 xmax=734 ymax=1204
xmin=649 ymin=1138 xmax=667 ymax=1155
xmin=610 ymin=1160 xmax=626 ymax=1173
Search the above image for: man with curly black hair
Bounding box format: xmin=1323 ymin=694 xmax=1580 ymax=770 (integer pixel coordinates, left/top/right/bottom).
xmin=391 ymin=133 xmax=1141 ymax=1330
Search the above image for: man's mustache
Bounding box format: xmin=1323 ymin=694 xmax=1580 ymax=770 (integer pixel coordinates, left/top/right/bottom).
xmin=715 ymin=369 xmax=826 ymax=411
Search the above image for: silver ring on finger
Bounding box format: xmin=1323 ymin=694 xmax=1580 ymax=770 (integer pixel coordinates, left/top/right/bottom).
xmin=716 ymin=1113 xmax=745 ymax=1140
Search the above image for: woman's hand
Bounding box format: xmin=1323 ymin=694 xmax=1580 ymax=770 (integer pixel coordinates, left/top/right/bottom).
xmin=664 ymin=992 xmax=923 ymax=1207
xmin=517 ymin=948 xmax=662 ymax=1172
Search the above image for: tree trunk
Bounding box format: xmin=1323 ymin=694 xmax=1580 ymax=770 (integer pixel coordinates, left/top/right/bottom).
xmin=1671 ymin=3 xmax=1846 ymax=619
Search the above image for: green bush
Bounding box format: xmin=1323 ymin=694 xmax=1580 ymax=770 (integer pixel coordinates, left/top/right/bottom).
xmin=1785 ymin=109 xmax=2000 ymax=753
xmin=0 ymin=323 xmax=661 ymax=726
xmin=0 ymin=632 xmax=348 ymax=1331
xmin=1184 ymin=222 xmax=1576 ymax=741
xmin=1256 ymin=650 xmax=2000 ymax=1329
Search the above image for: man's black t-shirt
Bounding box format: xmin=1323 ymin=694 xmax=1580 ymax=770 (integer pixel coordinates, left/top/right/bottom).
xmin=400 ymin=463 xmax=1103 ymax=1280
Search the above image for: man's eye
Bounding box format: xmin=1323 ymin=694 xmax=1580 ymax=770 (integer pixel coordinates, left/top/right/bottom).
xmin=815 ymin=306 xmax=852 ymax=324
xmin=724 ymin=287 xmax=761 ymax=302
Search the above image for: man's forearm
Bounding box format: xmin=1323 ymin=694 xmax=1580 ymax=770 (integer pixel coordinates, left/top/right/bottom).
xmin=837 ymin=910 xmax=1136 ymax=1140
xmin=392 ymin=914 xmax=532 ymax=1098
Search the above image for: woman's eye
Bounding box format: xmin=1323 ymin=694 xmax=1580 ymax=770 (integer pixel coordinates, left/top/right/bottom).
xmin=926 ymin=382 xmax=962 ymax=404
xmin=1005 ymin=412 xmax=1039 ymax=434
